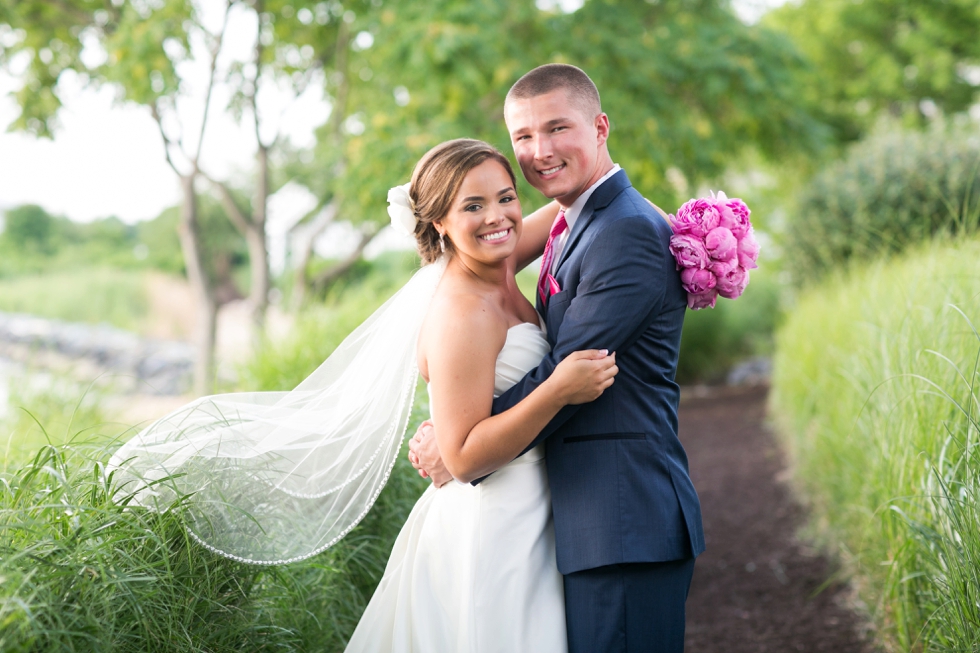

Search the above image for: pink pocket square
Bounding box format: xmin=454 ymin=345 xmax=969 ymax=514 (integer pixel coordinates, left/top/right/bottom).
xmin=545 ymin=274 xmax=561 ymax=298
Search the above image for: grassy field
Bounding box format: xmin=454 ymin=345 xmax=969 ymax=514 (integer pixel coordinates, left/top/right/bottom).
xmin=771 ymin=237 xmax=980 ymax=650
xmin=0 ymin=268 xmax=150 ymax=332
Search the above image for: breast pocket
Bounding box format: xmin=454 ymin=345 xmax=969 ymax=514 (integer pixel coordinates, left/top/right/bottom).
xmin=545 ymin=289 xmax=572 ymax=332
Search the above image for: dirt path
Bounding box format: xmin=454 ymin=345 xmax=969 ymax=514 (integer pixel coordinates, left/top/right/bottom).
xmin=681 ymin=386 xmax=877 ymax=652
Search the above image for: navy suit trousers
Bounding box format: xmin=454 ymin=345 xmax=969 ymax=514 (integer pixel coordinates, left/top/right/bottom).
xmin=563 ymin=558 xmax=696 ymax=653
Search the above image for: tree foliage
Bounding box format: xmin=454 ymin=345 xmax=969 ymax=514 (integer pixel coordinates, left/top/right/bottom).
xmin=765 ymin=0 xmax=980 ymax=143
xmin=287 ymin=0 xmax=824 ymax=233
xmin=1 ymin=203 xmax=55 ymax=252
xmin=555 ymin=0 xmax=825 ymax=205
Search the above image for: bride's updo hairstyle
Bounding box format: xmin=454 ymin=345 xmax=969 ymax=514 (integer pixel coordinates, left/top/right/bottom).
xmin=410 ymin=138 xmax=518 ymax=264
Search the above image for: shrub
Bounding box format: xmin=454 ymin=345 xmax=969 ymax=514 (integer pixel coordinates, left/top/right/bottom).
xmin=785 ymin=122 xmax=980 ymax=284
xmin=771 ymin=236 xmax=980 ymax=650
xmin=677 ymin=266 xmax=781 ymax=384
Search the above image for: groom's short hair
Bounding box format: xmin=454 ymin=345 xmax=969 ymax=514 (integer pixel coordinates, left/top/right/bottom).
xmin=506 ymin=64 xmax=602 ymax=120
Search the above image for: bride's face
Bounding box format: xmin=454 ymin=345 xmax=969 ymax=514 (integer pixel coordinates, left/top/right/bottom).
xmin=437 ymin=159 xmax=522 ymax=265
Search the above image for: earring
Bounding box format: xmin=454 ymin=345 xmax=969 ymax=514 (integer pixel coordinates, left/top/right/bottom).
xmin=439 ymin=233 xmax=446 ymax=253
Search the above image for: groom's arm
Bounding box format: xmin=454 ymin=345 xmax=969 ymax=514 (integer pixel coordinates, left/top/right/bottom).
xmin=492 ymin=209 xmax=670 ymax=447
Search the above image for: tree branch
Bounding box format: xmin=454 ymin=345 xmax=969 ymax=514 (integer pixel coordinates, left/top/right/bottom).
xmin=151 ymin=101 xmax=183 ymax=176
xmin=193 ymin=0 xmax=233 ymax=167
xmin=250 ymin=0 xmax=265 ymax=151
xmin=312 ymin=227 xmax=379 ymax=290
xmin=203 ymin=174 xmax=252 ymax=234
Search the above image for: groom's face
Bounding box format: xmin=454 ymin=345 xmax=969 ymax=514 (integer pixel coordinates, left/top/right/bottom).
xmin=504 ymin=88 xmax=610 ymax=208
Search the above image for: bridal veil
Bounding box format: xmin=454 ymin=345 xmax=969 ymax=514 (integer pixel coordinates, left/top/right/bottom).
xmin=107 ymin=258 xmax=447 ymax=565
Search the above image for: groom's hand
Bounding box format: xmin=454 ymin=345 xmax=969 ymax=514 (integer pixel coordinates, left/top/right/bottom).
xmin=408 ymin=421 xmax=453 ymax=487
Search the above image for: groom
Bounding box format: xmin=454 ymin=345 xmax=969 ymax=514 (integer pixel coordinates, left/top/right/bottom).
xmin=410 ymin=63 xmax=704 ymax=652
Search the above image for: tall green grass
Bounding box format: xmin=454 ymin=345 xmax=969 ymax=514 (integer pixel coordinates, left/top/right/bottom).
xmin=771 ymin=237 xmax=980 ymax=650
xmin=0 ymin=392 xmax=430 ymax=651
xmin=1 ymin=377 xmax=116 ymax=469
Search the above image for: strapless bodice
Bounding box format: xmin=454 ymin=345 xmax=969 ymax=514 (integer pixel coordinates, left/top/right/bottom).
xmin=493 ymin=321 xmax=550 ymax=397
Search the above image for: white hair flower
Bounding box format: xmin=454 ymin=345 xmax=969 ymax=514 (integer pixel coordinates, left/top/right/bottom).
xmin=387 ymin=183 xmax=417 ymax=237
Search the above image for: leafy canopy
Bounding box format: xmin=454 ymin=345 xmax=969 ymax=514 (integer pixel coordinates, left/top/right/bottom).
xmin=765 ymin=0 xmax=980 ymax=142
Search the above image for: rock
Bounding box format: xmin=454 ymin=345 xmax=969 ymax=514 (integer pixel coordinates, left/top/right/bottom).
xmin=0 ymin=311 xmax=194 ymax=395
xmin=726 ymin=356 xmax=772 ymax=387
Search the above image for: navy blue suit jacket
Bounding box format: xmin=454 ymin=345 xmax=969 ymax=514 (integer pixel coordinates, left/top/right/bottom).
xmin=491 ymin=170 xmax=705 ymax=575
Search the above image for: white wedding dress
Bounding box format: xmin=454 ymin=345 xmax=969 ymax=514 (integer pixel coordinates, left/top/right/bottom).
xmin=345 ymin=321 xmax=568 ymax=653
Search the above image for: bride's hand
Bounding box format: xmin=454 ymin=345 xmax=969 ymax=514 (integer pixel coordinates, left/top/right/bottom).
xmin=546 ymin=350 xmax=618 ymax=405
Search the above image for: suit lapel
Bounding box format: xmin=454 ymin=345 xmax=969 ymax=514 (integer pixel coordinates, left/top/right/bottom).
xmin=554 ymin=169 xmax=631 ymax=274
xmin=555 ymin=202 xmax=595 ymax=273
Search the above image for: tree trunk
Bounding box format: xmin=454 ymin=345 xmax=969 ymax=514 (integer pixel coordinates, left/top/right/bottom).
xmin=176 ymin=173 xmax=218 ymax=396
xmin=248 ymin=145 xmax=270 ymax=330
xmin=290 ymin=200 xmax=339 ymax=310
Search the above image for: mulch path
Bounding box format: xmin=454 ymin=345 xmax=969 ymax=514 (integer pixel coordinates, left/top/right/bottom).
xmin=681 ymin=386 xmax=879 ymax=652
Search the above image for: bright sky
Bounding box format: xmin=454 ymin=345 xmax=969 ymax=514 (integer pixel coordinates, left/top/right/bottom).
xmin=0 ymin=0 xmax=787 ymax=225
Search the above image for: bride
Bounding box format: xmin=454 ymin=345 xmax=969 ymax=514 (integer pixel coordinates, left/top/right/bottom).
xmin=107 ymin=138 xmax=616 ymax=652
xmin=345 ymin=139 xmax=617 ymax=652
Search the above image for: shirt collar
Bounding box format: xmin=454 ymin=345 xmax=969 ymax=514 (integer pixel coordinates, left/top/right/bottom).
xmin=562 ymin=164 xmax=621 ymax=231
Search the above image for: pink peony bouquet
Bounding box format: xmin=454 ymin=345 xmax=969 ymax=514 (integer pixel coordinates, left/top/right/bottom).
xmin=668 ymin=191 xmax=758 ymax=310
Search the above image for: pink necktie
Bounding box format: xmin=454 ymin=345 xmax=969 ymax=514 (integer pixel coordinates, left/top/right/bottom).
xmin=538 ymin=209 xmax=567 ymax=304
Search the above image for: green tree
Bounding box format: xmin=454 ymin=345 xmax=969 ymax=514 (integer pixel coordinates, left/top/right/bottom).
xmin=0 ymin=0 xmax=376 ymax=391
xmin=280 ymin=0 xmax=552 ymax=306
xmin=296 ymin=0 xmax=822 ymax=250
xmin=1 ymin=204 xmax=55 ymax=253
xmin=765 ymin=0 xmax=980 ymax=143
xmin=557 ymin=0 xmax=826 ymax=205
xmin=280 ymin=0 xmax=825 ymax=308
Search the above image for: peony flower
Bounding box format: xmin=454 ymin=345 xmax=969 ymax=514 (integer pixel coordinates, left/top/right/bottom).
xmin=722 ymin=198 xmax=751 ymax=239
xmin=387 ymin=183 xmax=418 ymax=237
xmin=737 ymin=228 xmax=760 ymax=270
xmin=708 ymin=257 xmax=737 ymax=278
xmin=705 ymin=227 xmax=737 ymax=263
xmin=671 ymin=198 xmax=721 ymax=238
xmin=716 ymin=265 xmax=749 ymax=299
xmin=669 ymin=234 xmax=710 ymax=270
xmin=680 ymin=267 xmax=717 ymax=294
xmin=687 ymin=288 xmax=718 ymax=310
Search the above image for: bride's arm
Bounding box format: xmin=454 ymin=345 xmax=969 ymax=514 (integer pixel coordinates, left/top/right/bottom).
xmin=422 ymin=298 xmax=616 ymax=484
xmin=514 ymin=200 xmax=560 ymax=271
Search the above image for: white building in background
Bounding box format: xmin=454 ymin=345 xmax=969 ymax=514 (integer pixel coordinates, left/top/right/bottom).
xmin=265 ymin=182 xmax=415 ymax=278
